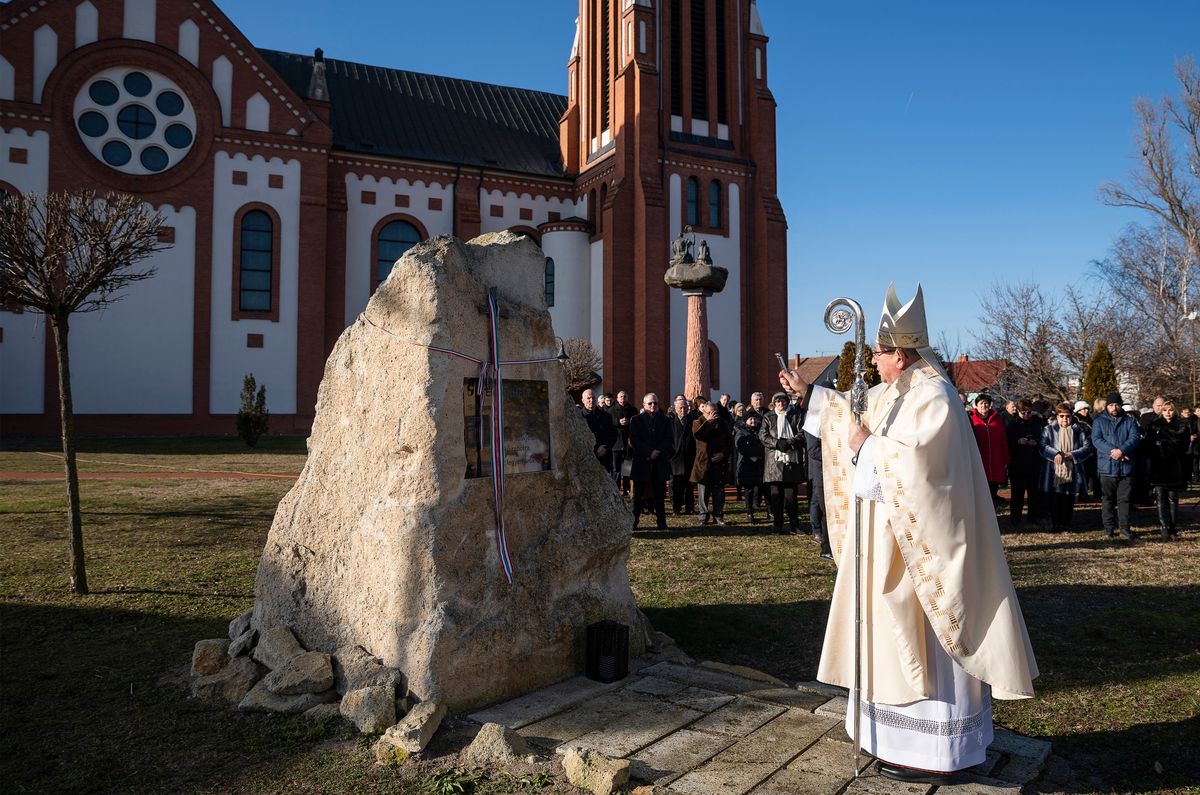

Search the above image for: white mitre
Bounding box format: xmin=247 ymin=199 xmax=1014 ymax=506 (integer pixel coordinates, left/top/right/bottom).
xmin=877 ymin=283 xmax=951 ymax=382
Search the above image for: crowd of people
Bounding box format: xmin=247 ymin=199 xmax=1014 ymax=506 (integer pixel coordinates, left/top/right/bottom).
xmin=962 ymin=391 xmax=1198 ymax=539
xmin=577 ymin=383 xmax=1198 ymax=546
xmin=577 ymin=387 xmax=832 ymax=559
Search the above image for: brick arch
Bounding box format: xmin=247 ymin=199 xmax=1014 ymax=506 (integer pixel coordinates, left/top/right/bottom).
xmin=370 ymin=213 xmax=429 ymax=292
xmin=506 ymin=225 xmax=540 ymax=245
xmin=231 ymin=202 xmax=282 ymax=322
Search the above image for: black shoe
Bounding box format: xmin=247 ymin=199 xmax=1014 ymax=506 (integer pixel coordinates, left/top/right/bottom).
xmin=746 ymin=513 xmax=755 ymax=523
xmin=875 ymin=760 xmax=954 ymax=785
xmin=715 ymin=516 xmax=726 ymax=526
xmin=701 ymin=515 xmax=711 ymax=525
xmin=656 ymin=522 xmax=668 ymax=531
xmin=819 ymin=552 xmax=834 ymax=561
xmin=1120 ymin=528 xmax=1135 ymax=541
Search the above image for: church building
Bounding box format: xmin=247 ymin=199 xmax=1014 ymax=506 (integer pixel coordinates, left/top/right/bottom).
xmin=0 ymin=0 xmax=788 ymax=434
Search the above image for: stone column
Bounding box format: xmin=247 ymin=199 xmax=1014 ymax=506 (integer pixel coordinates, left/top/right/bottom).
xmin=683 ymin=289 xmax=712 ymax=399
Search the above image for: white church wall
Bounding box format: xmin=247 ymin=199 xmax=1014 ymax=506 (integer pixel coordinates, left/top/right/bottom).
xmin=589 ymin=239 xmax=604 ymax=358
xmin=210 ymin=151 xmax=302 ymax=414
xmin=542 ymin=228 xmax=591 ymax=342
xmin=478 ymin=189 xmax=576 ymax=235
xmin=71 ymin=204 xmax=196 ymax=413
xmin=668 ymin=175 xmax=742 ymax=401
xmin=0 ymin=125 xmax=51 ymax=414
xmin=342 ymin=172 xmax=453 ymax=326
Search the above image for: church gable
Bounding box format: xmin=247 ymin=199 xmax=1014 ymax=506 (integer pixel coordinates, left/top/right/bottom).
xmin=0 ymin=0 xmax=317 ymax=138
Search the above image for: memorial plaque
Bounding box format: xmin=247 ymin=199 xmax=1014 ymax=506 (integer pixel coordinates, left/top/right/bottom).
xmin=464 ymin=378 xmax=552 ymax=478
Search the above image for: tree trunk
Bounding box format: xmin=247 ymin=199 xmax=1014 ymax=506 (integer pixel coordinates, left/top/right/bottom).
xmin=51 ymin=314 xmax=87 ymax=595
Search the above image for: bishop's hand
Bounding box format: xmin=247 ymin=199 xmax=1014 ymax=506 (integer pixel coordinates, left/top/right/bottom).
xmin=779 ymin=369 xmax=808 ymax=398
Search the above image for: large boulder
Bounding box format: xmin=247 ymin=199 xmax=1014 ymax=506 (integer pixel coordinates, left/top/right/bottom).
xmin=250 ymin=233 xmax=648 ymax=710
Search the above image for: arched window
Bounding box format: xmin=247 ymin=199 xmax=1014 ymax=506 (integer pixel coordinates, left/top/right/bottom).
xmin=238 ymin=209 xmax=274 ymax=313
xmin=375 ymin=219 xmax=421 ymax=288
xmin=709 ymin=180 xmax=722 ymax=229
xmin=686 ymin=176 xmax=699 ymax=227
xmin=544 ymin=257 xmax=555 ymax=307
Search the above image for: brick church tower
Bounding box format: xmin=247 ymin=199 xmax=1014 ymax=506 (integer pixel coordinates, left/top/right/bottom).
xmin=559 ymin=0 xmax=788 ymax=400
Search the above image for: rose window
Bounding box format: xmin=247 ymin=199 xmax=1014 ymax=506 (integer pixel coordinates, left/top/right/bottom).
xmin=73 ymin=67 xmax=196 ymax=176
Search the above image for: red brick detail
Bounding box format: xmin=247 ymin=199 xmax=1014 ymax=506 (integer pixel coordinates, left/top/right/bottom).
xmin=231 ymin=202 xmax=282 ymax=323
xmin=268 ymin=174 xmax=284 ymax=189
xmin=394 ymin=194 xmax=410 ymax=208
xmin=519 ymin=207 xmax=533 ymax=221
xmin=428 ymin=197 xmax=442 ymax=211
xmin=9 ymin=148 xmax=28 ymax=164
xmin=489 ymin=204 xmax=504 ymax=218
xmin=361 ymin=191 xmax=376 ymax=205
xmin=232 ymin=171 xmax=249 ymax=186
xmin=157 ymin=226 xmax=176 ymax=244
xmin=247 ymin=333 xmax=264 ymax=348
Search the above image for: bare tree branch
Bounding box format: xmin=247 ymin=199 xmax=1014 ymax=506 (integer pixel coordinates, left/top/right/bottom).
xmin=0 ymin=190 xmax=166 ymax=595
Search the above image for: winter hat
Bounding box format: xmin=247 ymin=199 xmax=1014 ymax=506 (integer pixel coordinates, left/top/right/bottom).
xmin=1104 ymin=392 xmax=1122 ymax=406
xmin=1074 ymin=401 xmax=1089 ymax=412
xmin=771 ymin=391 xmax=789 ymax=404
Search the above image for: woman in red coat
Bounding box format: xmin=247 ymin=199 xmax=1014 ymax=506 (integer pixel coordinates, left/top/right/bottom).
xmin=969 ymin=393 xmax=1010 ymax=498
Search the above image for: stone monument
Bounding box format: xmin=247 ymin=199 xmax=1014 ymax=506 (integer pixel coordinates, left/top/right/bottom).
xmin=246 ymin=231 xmax=649 ymax=711
xmin=663 ymin=230 xmax=729 ymax=399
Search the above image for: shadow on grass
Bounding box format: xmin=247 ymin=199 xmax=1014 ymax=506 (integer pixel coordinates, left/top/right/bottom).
xmin=0 ymin=435 xmax=308 ymax=456
xmin=1050 ymin=714 xmax=1200 ymax=793
xmin=0 ymin=601 xmax=341 ymax=795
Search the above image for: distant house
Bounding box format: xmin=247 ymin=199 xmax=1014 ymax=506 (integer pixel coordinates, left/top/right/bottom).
xmin=789 ymin=355 xmax=840 ymax=390
xmin=945 ymin=355 xmax=1009 ymax=400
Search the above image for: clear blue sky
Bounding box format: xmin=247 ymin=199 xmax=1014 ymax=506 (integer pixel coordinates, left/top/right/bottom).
xmin=225 ymin=0 xmax=1199 ymax=358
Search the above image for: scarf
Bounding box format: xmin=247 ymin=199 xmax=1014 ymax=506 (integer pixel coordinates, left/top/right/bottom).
xmin=1054 ymin=424 xmax=1075 ymax=485
xmin=774 ymin=410 xmax=799 ymax=464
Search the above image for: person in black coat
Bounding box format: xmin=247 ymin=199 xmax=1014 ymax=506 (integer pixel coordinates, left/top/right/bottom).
xmin=579 ymin=388 xmax=617 ymax=472
xmin=1006 ymin=399 xmax=1045 ymax=531
xmin=759 ymin=392 xmax=804 ymax=535
xmin=628 ymin=393 xmax=674 ymax=530
xmin=804 ymin=424 xmax=833 ymax=559
xmin=734 ymin=413 xmax=766 ymax=522
xmin=1146 ymin=400 xmax=1190 ymax=539
xmin=667 ymin=394 xmax=697 ymax=515
xmin=609 ymin=390 xmax=637 ymax=497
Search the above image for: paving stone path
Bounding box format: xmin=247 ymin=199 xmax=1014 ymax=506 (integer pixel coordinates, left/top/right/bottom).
xmin=470 ymin=660 xmax=1051 ymax=795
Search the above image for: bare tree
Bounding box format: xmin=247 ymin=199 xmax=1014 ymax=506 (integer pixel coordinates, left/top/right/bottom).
xmin=562 ymin=336 xmax=604 ymax=396
xmin=1057 ymin=286 xmax=1137 ymax=398
xmin=0 ymin=191 xmax=166 ymax=594
xmin=1098 ymin=57 xmax=1200 ymax=402
xmin=974 ymin=281 xmax=1068 ymax=400
xmin=1100 ymin=57 xmax=1200 ymax=273
xmin=1092 ymin=223 xmax=1199 ymax=400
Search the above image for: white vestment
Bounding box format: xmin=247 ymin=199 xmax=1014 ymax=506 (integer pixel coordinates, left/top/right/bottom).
xmin=804 ymin=361 xmax=1036 ymax=771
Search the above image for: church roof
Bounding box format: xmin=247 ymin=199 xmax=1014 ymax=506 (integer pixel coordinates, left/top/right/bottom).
xmin=259 ymin=49 xmax=569 ymax=178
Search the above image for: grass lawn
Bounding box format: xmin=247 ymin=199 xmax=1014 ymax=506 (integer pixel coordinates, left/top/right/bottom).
xmin=2 ymin=437 xmax=1198 ymax=793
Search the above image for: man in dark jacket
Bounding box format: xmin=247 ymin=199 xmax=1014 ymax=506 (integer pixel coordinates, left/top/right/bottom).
xmin=1091 ymin=392 xmax=1142 ymax=541
xmin=628 ymin=393 xmax=674 ymax=530
xmin=579 ymin=388 xmax=617 ymax=472
xmin=1006 ymin=399 xmax=1045 ymax=531
xmin=668 ymin=394 xmax=697 ymax=514
xmin=610 ymin=390 xmax=637 ymax=496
